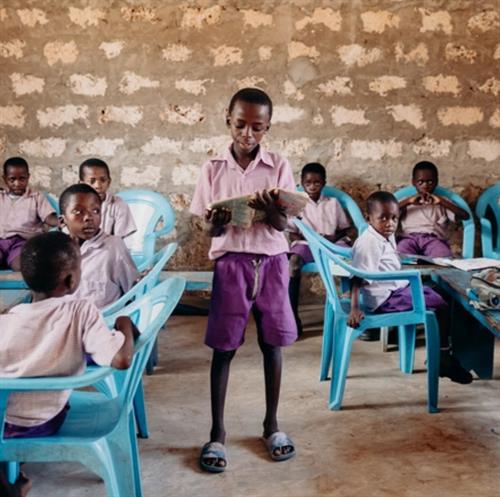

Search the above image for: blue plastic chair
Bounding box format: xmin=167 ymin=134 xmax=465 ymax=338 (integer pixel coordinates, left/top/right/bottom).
xmin=0 ymin=276 xmax=186 ymax=496
xmin=100 ymin=243 xmax=177 ymax=439
xmin=117 ymin=190 xmax=176 ymax=272
xmin=475 ymin=183 xmax=500 ymax=259
xmin=294 ymin=219 xmax=440 ymax=412
xmin=45 ymin=192 xmax=60 ymax=216
xmin=394 ymin=185 xmax=475 ymax=258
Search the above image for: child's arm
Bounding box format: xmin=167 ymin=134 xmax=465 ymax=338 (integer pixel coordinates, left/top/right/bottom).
xmin=110 ymin=316 xmax=140 ymax=369
xmin=248 ymin=190 xmax=287 ymax=231
xmin=323 ymin=227 xmax=354 ymax=244
xmin=205 ymin=207 xmax=232 ymax=237
xmin=431 ymin=194 xmax=469 ymax=221
xmin=347 ymin=277 xmax=365 ymax=328
xmin=44 ymin=213 xmax=59 ymax=228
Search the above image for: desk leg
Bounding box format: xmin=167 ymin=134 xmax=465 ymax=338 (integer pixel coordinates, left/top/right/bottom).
xmin=450 ymin=300 xmax=494 ymax=379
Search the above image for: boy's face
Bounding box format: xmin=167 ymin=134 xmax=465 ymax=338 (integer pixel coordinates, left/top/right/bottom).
xmin=412 ymin=169 xmax=438 ymax=195
xmin=60 ymin=192 xmax=102 ymax=243
xmin=3 ymin=165 xmax=29 ymax=196
xmin=80 ymin=166 xmax=111 ymax=200
xmin=368 ymin=201 xmax=400 ymax=239
xmin=226 ymin=100 xmax=270 ymax=156
xmin=302 ymin=172 xmax=325 ymax=202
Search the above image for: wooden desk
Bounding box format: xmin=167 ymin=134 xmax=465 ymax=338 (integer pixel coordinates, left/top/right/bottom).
xmin=435 ymin=268 xmax=500 ymax=378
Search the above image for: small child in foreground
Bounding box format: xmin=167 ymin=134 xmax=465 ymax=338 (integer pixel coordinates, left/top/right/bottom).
xmin=59 ymin=183 xmax=139 ymax=309
xmin=0 ymin=157 xmax=58 ymax=270
xmin=288 ymin=162 xmax=354 ymax=334
xmin=0 ymin=232 xmax=138 ymax=490
xmin=79 ymin=158 xmax=136 ymax=239
xmin=397 ymin=161 xmax=469 ymax=257
xmin=348 ymin=191 xmax=472 ymax=384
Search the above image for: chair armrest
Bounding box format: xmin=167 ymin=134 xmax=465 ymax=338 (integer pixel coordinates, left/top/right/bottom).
xmin=0 ymin=367 xmax=114 ymax=392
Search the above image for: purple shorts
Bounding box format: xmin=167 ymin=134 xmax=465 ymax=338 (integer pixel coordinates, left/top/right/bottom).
xmin=289 ymin=239 xmax=351 ymax=264
xmin=4 ymin=404 xmax=69 ymax=439
xmin=397 ymin=233 xmax=452 ymax=257
xmin=206 ymin=252 xmax=297 ymax=351
xmin=375 ymin=285 xmax=447 ymax=313
xmin=0 ymin=235 xmax=26 ymax=268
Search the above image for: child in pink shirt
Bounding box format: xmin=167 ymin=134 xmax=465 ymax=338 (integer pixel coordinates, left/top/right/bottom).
xmin=79 ymin=158 xmax=137 ymax=239
xmin=190 ymin=88 xmax=297 ymax=472
xmin=0 ymin=157 xmax=58 ymax=270
xmin=0 ymin=231 xmax=138 ymax=491
xmin=397 ymin=161 xmax=469 ymax=257
xmin=288 ymin=162 xmax=354 ymax=334
xmin=58 ymin=183 xmax=139 ymax=309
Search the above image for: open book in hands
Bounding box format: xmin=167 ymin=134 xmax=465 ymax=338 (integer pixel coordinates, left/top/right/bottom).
xmin=209 ymin=188 xmax=309 ymax=229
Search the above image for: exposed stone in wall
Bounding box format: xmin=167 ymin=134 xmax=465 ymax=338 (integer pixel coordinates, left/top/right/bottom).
xmin=0 ymin=1 xmax=498 ymax=270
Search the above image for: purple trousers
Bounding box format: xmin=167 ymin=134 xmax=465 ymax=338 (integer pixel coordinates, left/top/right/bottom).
xmin=0 ymin=235 xmax=26 ymax=268
xmin=376 ymin=285 xmax=447 ymax=313
xmin=4 ymin=404 xmax=69 ymax=439
xmin=206 ymin=252 xmax=297 ymax=351
xmin=397 ymin=232 xmax=453 ymax=257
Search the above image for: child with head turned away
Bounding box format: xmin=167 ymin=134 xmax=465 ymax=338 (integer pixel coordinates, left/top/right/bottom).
xmin=79 ymin=158 xmax=137 ymax=239
xmin=348 ymin=191 xmax=472 ymax=385
xmin=288 ymin=162 xmax=355 ymax=334
xmin=0 ymin=157 xmax=58 ymax=271
xmin=397 ymin=161 xmax=470 ymax=258
xmin=58 ymin=183 xmax=139 ymax=310
xmin=0 ymin=232 xmax=139 ymax=492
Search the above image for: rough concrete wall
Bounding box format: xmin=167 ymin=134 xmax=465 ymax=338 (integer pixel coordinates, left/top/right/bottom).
xmin=0 ymin=1 xmax=498 ymax=269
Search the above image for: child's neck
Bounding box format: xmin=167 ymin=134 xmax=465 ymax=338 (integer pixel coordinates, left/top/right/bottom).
xmin=31 ymin=290 xmax=66 ymax=302
xmin=231 ymin=144 xmax=259 ymax=170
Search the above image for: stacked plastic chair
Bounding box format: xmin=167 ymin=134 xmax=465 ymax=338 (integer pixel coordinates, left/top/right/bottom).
xmin=475 ymin=183 xmax=500 ymax=258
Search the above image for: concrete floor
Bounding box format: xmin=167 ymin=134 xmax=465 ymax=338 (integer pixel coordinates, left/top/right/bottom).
xmin=26 ymin=305 xmax=500 ymax=497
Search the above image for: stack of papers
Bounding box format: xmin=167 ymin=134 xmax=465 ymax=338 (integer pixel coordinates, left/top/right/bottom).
xmin=400 ymin=254 xmax=500 ymax=271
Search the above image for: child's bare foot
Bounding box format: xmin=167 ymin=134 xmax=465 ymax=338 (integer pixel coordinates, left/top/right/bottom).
xmin=15 ymin=473 xmax=32 ymax=497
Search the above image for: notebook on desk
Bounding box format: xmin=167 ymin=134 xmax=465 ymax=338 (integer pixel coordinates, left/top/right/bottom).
xmin=399 ymin=254 xmax=500 ymax=271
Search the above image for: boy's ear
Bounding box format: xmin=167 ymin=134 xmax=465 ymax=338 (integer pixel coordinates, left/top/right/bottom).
xmin=225 ymin=109 xmax=231 ymax=126
xmin=58 ymin=215 xmax=66 ymax=227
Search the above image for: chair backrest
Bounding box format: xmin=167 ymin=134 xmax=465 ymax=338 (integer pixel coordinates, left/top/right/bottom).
xmin=297 ymin=185 xmax=368 ymax=234
xmin=105 ymin=276 xmax=185 ymax=408
xmin=294 ymin=219 xmax=426 ymax=318
xmin=394 ymin=185 xmax=475 ymax=258
xmin=117 ymin=189 xmax=176 ymax=268
xmin=475 ymin=183 xmax=500 ymax=257
xmin=102 ymin=242 xmax=177 ymax=317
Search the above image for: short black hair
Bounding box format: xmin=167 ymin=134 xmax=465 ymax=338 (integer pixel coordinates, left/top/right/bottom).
xmin=412 ymin=161 xmax=438 ymax=180
xmin=366 ymin=191 xmax=398 ymax=214
xmin=301 ymin=162 xmax=326 ymax=181
xmin=228 ymin=87 xmax=273 ymax=119
xmin=21 ymin=231 xmax=79 ymax=293
xmin=79 ymin=158 xmax=110 ymax=180
xmin=3 ymin=157 xmax=29 ymax=176
xmin=59 ymin=183 xmax=102 ymax=214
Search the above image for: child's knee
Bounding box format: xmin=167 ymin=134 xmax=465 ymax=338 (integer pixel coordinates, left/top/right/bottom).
xmin=213 ymin=349 xmax=236 ymax=362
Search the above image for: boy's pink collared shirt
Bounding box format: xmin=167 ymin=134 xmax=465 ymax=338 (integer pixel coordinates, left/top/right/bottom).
xmin=100 ymin=192 xmax=137 ymax=239
xmin=0 ymin=188 xmax=55 ymax=239
xmin=190 ymin=146 xmax=296 ymax=260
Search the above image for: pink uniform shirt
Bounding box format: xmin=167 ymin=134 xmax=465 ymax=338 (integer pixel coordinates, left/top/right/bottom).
xmin=289 ymin=195 xmax=351 ymax=235
xmin=100 ymin=192 xmax=137 ymax=239
xmin=190 ymin=146 xmax=296 ymax=260
xmin=70 ymin=230 xmax=139 ymax=309
xmin=0 ymin=189 xmax=55 ymax=239
xmin=0 ymin=298 xmax=124 ymax=426
xmin=400 ymin=203 xmax=455 ymax=240
xmin=352 ymin=225 xmax=407 ymax=311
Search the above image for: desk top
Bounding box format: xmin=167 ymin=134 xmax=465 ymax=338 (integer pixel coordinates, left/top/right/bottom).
xmin=436 ymin=268 xmax=500 ymax=335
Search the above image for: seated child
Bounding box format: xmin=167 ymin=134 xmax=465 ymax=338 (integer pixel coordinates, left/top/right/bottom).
xmin=59 ymin=183 xmax=139 ymax=309
xmin=0 ymin=231 xmax=138 ymax=441
xmin=0 ymin=157 xmax=58 ymax=270
xmin=348 ymin=191 xmax=472 ymax=384
xmin=397 ymin=161 xmax=469 ymax=257
xmin=79 ymin=158 xmax=136 ymax=239
xmin=288 ymin=162 xmax=354 ymax=334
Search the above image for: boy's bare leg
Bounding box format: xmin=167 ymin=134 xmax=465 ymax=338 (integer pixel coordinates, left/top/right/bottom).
xmin=258 ymin=336 xmax=294 ymax=457
xmin=10 ymin=255 xmax=21 ymax=272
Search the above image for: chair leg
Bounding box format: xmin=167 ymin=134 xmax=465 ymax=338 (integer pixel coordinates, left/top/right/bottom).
xmin=134 ymin=379 xmax=149 ymax=439
xmin=129 ymin=413 xmax=143 ymax=497
xmin=320 ymin=300 xmax=334 ymax=381
xmin=329 ymin=320 xmax=355 ymax=410
xmin=145 ymin=339 xmax=158 ymax=375
xmin=7 ymin=461 xmax=19 ymax=484
xmin=398 ymin=325 xmax=416 ymax=374
xmin=425 ymin=312 xmax=440 ymax=414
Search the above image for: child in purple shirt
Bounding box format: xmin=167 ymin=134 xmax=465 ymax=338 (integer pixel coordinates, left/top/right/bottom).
xmin=0 ymin=157 xmax=58 ymax=270
xmin=190 ymin=88 xmax=297 ymax=472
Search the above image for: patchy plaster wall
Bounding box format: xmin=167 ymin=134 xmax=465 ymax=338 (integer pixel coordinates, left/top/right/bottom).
xmin=0 ymin=1 xmax=499 ymax=269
